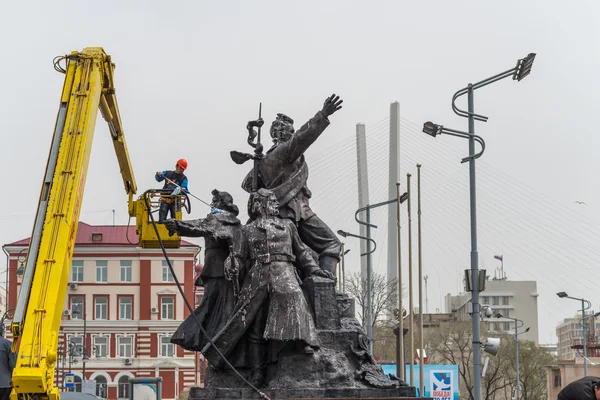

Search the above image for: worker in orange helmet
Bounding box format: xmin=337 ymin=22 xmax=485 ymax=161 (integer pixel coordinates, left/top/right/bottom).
xmin=155 ymin=158 xmax=189 ymax=222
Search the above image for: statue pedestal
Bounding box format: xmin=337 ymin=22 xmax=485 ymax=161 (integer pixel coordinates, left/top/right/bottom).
xmin=189 ymin=386 xmax=418 ymax=399
xmin=303 ymin=276 xmax=341 ymax=329
xmin=194 ymin=277 xmax=417 ymax=399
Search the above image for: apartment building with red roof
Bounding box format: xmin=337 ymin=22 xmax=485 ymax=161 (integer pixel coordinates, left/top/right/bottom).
xmin=3 ymin=222 xmax=203 ymax=400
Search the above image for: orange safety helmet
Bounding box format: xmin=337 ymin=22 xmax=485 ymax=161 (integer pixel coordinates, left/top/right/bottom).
xmin=177 ymin=158 xmax=188 ymax=170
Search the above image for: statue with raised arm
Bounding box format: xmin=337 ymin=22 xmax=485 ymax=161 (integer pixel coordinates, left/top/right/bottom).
xmin=202 ymin=188 xmax=331 ymax=388
xmin=166 ymin=189 xmax=241 ymax=352
xmin=236 ymin=94 xmax=344 ymax=277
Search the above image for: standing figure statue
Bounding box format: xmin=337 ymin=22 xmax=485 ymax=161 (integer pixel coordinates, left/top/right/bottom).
xmin=202 ymin=188 xmax=331 ymax=388
xmin=240 ymin=94 xmax=344 ymax=277
xmin=166 ymin=189 xmax=241 ymax=352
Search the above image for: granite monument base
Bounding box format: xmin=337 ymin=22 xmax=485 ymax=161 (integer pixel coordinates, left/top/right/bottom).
xmin=189 ymin=386 xmax=418 ymax=400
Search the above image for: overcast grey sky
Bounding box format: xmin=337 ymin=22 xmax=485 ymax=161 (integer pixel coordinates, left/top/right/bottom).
xmin=1 ymin=0 xmax=599 ymax=344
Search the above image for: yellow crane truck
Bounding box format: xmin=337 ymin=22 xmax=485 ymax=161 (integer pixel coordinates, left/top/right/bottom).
xmin=10 ymin=47 xmax=185 ymax=400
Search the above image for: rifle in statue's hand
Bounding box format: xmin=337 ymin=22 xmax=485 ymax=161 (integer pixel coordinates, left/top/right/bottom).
xmin=230 ymin=102 xmax=264 ymax=193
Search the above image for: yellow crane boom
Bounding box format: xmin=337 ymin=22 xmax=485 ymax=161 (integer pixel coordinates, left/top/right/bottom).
xmin=10 ymin=47 xmax=181 ymax=400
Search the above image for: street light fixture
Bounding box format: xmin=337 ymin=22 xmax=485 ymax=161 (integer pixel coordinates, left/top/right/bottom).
xmin=16 ymin=249 xmax=27 ymax=278
xmin=509 ymin=317 xmax=529 ymax=400
xmin=348 ymin=195 xmax=408 ymax=354
xmin=336 ymin=230 xmax=377 ymax=253
xmin=71 ymin=303 xmax=89 ymax=379
xmin=422 ymin=121 xmax=442 ymax=137
xmin=422 ymin=52 xmax=536 ymax=400
xmin=513 ymin=53 xmax=537 ymax=82
xmin=557 ymin=291 xmax=592 ymax=376
xmin=421 ymin=124 xmax=486 ymax=163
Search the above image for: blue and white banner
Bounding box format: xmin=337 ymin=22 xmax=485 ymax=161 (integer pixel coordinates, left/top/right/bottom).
xmin=381 ymin=364 xmax=459 ymax=400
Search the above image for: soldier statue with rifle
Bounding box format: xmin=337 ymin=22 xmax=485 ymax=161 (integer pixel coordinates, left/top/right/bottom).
xmin=231 ymin=94 xmax=344 ymax=278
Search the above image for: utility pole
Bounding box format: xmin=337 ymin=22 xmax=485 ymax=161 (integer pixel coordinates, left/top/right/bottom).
xmin=582 ymin=299 xmax=588 ymax=377
xmin=466 ymin=84 xmax=484 ymax=400
xmin=82 ymin=311 xmax=87 ymax=380
xmin=396 ymin=182 xmax=404 ymax=381
xmin=366 ymin=207 xmax=373 ymax=353
xmin=424 ymin=275 xmax=429 ymax=314
xmin=417 ymin=164 xmax=424 ymax=397
xmin=407 ymin=172 xmax=414 ymax=386
xmin=515 ymin=321 xmax=520 ymax=400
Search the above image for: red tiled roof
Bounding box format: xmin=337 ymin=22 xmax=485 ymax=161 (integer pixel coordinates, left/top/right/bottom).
xmin=5 ymin=221 xmax=197 ymax=247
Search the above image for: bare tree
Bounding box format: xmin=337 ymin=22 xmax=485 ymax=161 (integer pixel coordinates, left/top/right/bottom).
xmin=501 ymin=338 xmax=556 ymax=400
xmin=372 ymin=320 xmax=398 ymax=361
xmin=426 ymin=322 xmax=511 ymax=400
xmin=344 ymin=271 xmax=399 ymax=330
xmin=426 ymin=323 xmax=557 ymax=400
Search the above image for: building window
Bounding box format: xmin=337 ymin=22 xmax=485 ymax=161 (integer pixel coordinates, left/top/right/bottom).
xmin=162 ymin=261 xmax=175 ymax=282
xmin=504 ymin=322 xmax=511 ymax=331
xmin=71 ymin=260 xmax=84 ymax=282
xmin=119 ymin=297 xmax=132 ymax=320
xmin=95 ymin=296 xmax=108 ymax=320
xmin=482 ymin=297 xmax=489 ymax=305
xmin=160 ymin=336 xmax=174 ymax=357
xmin=95 ymin=375 xmax=107 ymax=399
xmin=118 ymin=336 xmax=133 ymax=358
xmin=96 ymin=261 xmax=108 ymax=283
xmin=118 ymin=376 xmax=130 ymax=399
xmin=502 ymin=296 xmax=509 ymax=305
xmin=74 ymin=376 xmax=82 ymax=392
xmin=120 ymin=260 xmax=132 ymax=282
xmin=495 ymin=323 xmax=501 ymax=331
xmin=161 ymin=297 xmax=174 ymax=320
xmin=93 ymin=336 xmax=108 ymax=358
xmin=492 ymin=296 xmax=499 ymax=306
xmin=70 ymin=296 xmax=85 ymax=319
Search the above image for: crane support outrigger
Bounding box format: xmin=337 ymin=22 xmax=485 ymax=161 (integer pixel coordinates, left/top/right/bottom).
xmin=10 ymin=47 xmax=184 ymax=400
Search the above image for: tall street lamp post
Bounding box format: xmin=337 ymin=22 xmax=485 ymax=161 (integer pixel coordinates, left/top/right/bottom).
xmin=350 ymin=194 xmax=408 ymax=355
xmin=557 ymin=292 xmax=592 ymax=376
xmin=422 ymin=52 xmax=536 ymax=400
xmin=337 ymin=229 xmax=376 ymax=353
xmin=496 ymin=314 xmax=529 ymax=400
xmin=72 ymin=304 xmax=88 ymax=380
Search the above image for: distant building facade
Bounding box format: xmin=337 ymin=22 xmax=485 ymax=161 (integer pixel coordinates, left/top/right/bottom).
xmin=556 ymin=312 xmax=600 ymax=360
xmin=4 ymin=222 xmax=202 ymax=400
xmin=546 ymin=313 xmax=600 ymax=397
xmin=539 ymin=343 xmax=558 ymax=357
xmin=444 ymin=278 xmax=539 ymax=343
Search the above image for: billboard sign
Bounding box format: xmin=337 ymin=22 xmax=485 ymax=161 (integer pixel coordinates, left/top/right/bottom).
xmin=129 ymin=377 xmax=162 ymax=400
xmin=381 ymin=364 xmax=459 ymax=400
